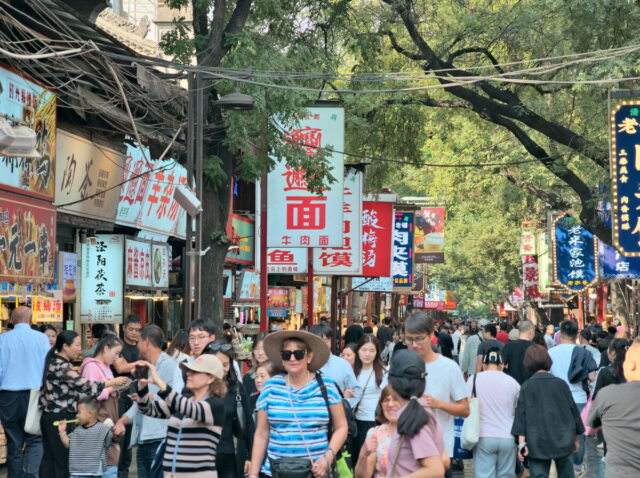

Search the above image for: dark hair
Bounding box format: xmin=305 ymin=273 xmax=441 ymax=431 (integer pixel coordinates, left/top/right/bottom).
xmin=404 ymin=313 xmax=435 ymax=336
xmin=91 ymin=324 xmax=109 ymax=340
xmin=211 ymin=345 xmax=238 ymax=389
xmin=93 ymin=335 xmax=123 ymax=358
xmin=382 ymin=318 xmax=391 ymax=325
xmin=482 ymin=346 xmax=503 ymax=365
xmin=124 ymin=314 xmax=142 ymax=326
xmin=523 ymin=344 xmax=553 ymax=374
xmin=309 ymin=323 xmax=332 ymax=340
xmin=78 ymin=396 xmax=100 ymax=412
xmin=255 ymin=360 xmax=281 ymax=378
xmin=607 ymin=326 xmax=618 ymax=336
xmin=42 ymin=330 xmax=79 ymax=387
xmin=374 ymin=385 xmax=395 ymax=424
xmin=532 ymin=328 xmax=546 ymax=347
xmin=189 ymin=318 xmax=218 ymax=337
xmin=388 ymin=349 xmax=432 ymax=438
xmin=609 ymin=338 xmax=630 ymax=379
xmin=580 ymin=328 xmax=592 ymax=342
xmin=342 ymin=342 xmax=357 ymax=354
xmin=39 ymin=324 xmax=56 ymax=334
xmin=167 ymin=329 xmax=190 ymax=357
xmin=483 ymin=324 xmax=497 ymax=337
xmin=560 ymin=320 xmax=578 ymax=339
xmin=141 ymin=324 xmax=165 ymax=349
xmin=354 ymin=335 xmax=385 ymax=387
xmin=363 ymin=326 xmax=373 ymax=334
xmin=253 ymin=332 xmax=269 ymax=351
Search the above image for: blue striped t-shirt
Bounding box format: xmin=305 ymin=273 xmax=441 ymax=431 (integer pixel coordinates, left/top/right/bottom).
xmin=257 ymin=374 xmax=341 ymax=475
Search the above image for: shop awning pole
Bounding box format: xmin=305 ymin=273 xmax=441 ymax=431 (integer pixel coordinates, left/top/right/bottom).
xmin=307 ymin=248 xmax=314 ymax=326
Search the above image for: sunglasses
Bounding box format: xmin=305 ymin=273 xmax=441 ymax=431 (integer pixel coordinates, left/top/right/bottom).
xmin=280 ymin=350 xmax=307 ymax=361
xmin=205 ymin=343 xmax=232 ymax=353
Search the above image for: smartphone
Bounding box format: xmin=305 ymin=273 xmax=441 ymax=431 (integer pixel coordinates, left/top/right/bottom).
xmin=128 ymin=380 xmax=139 ymax=396
xmin=133 ymin=364 xmax=149 ymax=380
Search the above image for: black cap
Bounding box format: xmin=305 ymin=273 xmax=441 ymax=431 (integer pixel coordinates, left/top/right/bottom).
xmin=389 ymin=349 xmax=426 ymax=380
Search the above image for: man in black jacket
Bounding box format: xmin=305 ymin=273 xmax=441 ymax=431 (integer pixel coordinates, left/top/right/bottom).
xmin=344 ymin=316 xmax=365 ymax=345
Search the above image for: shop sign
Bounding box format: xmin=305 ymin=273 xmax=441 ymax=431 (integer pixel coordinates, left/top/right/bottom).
xmin=55 ymin=130 xmax=124 ymax=222
xmin=125 ymin=239 xmax=152 ymax=287
xmin=115 ymin=143 xmax=152 ymax=226
xmin=58 ymin=252 xmax=77 ymax=302
xmin=552 ymin=215 xmax=598 ymax=292
xmin=267 ymin=107 xmax=344 ymax=248
xmin=33 ymin=290 xmax=63 ymax=322
xmin=313 ymin=169 xmax=362 ymax=274
xmin=392 ymin=212 xmax=414 ymax=291
xmin=151 ymin=244 xmax=169 ymax=288
xmin=81 ymin=234 xmax=124 ymax=323
xmin=268 ymin=287 xmax=290 ymax=308
xmin=0 ymin=192 xmax=56 ymax=283
xmin=237 ymin=270 xmax=260 ymax=300
xmin=295 ymin=289 xmax=303 ymax=313
xmin=598 ymin=240 xmax=640 ymax=279
xmin=520 ymin=231 xmax=536 ymax=256
xmin=0 ymin=66 xmax=57 ymax=200
xmin=610 ymin=102 xmax=640 ymax=256
xmin=268 ymin=307 xmax=288 ymax=317
xmin=226 ymin=215 xmax=254 ymax=265
xmin=223 ymin=269 xmax=233 ymax=299
xmin=351 ymin=277 xmax=393 ymax=292
xmin=537 ymin=231 xmax=554 ymax=293
xmin=414 ymin=207 xmax=445 ymax=263
xmin=413 ymin=285 xmax=456 ymax=309
xmin=411 ymin=263 xmax=426 ymax=293
xmin=361 ymin=201 xmax=393 ymax=277
xmin=523 ymin=256 xmax=546 ymax=300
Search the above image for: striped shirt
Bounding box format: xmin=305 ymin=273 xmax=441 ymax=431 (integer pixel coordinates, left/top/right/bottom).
xmin=138 ymin=385 xmax=224 ymax=475
xmin=68 ymin=422 xmax=112 ymax=475
xmin=258 ymin=374 xmax=341 ymax=476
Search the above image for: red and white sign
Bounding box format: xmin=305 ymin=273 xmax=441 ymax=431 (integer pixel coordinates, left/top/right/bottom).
xmin=523 ymin=256 xmax=546 ymax=300
xmin=33 ymin=291 xmax=63 ymax=322
xmin=360 ymin=201 xmax=394 ymax=277
xmin=313 ymin=170 xmax=362 ymax=274
xmin=125 ymin=239 xmax=152 ymax=287
xmin=267 ymin=107 xmax=344 ymax=248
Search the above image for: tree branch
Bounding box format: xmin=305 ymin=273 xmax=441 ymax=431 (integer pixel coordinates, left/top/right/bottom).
xmin=200 ymin=0 xmax=253 ymax=67
xmin=380 ymin=30 xmax=426 ymax=61
xmin=501 ymin=167 xmax=569 ymax=210
xmin=447 ymin=47 xmax=505 ymax=74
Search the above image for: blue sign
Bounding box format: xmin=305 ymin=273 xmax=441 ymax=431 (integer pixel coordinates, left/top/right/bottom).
xmin=267 ymin=307 xmax=288 ymax=318
xmin=611 ymin=103 xmax=640 ymax=256
xmin=553 ymin=216 xmax=598 ymax=292
xmin=392 ymin=212 xmax=414 ymax=289
xmin=598 ymin=241 xmax=640 ymax=279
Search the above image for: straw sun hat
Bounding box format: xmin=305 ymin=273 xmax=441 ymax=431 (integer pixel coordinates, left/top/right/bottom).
xmin=263 ymin=330 xmax=330 ymax=372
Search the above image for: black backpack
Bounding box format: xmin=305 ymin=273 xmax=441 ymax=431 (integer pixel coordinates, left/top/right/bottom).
xmin=315 ymin=371 xmax=358 ymax=439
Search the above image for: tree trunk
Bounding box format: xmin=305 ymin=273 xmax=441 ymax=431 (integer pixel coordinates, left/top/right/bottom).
xmin=610 ymin=279 xmax=629 ymax=330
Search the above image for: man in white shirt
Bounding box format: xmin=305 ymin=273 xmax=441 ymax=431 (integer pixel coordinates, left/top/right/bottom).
xmin=548 ymin=320 xmax=597 ymax=478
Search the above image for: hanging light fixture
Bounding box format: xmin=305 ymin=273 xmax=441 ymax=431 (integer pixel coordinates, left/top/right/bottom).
xmin=0 ymin=117 xmax=41 ymax=158
xmin=214 ymin=82 xmax=254 ymax=111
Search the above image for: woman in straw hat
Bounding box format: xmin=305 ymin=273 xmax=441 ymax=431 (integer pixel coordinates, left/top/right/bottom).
xmin=249 ymin=330 xmax=349 ymax=478
xmin=129 ymin=354 xmax=227 ymax=477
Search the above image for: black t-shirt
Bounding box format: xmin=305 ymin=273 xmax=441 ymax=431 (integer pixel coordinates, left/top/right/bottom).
xmin=120 ymin=341 xmax=140 ymax=368
xmin=477 ymin=339 xmax=504 ymax=356
xmin=501 ymin=339 xmax=533 ymax=385
xmin=438 ymin=332 xmax=454 ymax=358
xmin=344 ymin=324 xmax=364 ymax=345
xmin=377 ymin=326 xmax=394 ymax=348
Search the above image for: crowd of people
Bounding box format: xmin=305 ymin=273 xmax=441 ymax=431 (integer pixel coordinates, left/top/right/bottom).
xmin=0 ymin=305 xmax=638 ymax=478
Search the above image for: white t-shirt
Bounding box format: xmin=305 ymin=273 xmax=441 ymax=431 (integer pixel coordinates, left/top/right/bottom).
xmin=466 ymin=371 xmax=520 ymax=439
xmin=424 ymin=355 xmax=469 ymax=457
xmin=354 ymin=368 xmax=386 ymax=421
xmin=549 ymin=344 xmax=586 ymax=403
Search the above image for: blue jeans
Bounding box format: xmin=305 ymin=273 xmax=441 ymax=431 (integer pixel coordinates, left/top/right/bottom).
xmin=574 ymin=402 xmax=586 ymax=467
xmin=473 ymin=437 xmax=516 ymax=478
xmin=136 ymin=440 xmax=163 ymax=478
xmin=528 ymin=454 xmax=574 ymax=478
xmin=0 ymin=390 xmax=43 ymax=478
xmin=103 ymin=465 xmax=119 ymax=478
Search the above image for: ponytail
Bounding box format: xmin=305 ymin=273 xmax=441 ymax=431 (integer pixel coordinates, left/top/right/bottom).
xmin=396 ymin=395 xmax=431 ymax=438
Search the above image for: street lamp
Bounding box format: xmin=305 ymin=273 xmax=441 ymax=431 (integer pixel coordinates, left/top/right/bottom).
xmin=214 ymin=86 xmax=255 ymax=110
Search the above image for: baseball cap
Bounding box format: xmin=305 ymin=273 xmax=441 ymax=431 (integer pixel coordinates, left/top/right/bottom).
xmin=180 ymin=354 xmax=224 ymax=379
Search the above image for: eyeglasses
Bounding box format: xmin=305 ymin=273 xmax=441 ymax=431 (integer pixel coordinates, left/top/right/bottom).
xmin=280 ymin=350 xmax=307 ymax=361
xmin=205 ymin=343 xmax=232 ymax=353
xmin=403 ymin=335 xmax=428 ymax=345
xmin=189 ymin=334 xmax=212 ymax=343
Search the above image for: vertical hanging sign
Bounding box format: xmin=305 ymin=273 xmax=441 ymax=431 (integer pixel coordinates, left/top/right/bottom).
xmin=552 ymin=215 xmax=598 ymax=292
xmin=361 ymin=201 xmax=394 ymax=277
xmin=414 ymin=207 xmax=445 ymax=263
xmin=392 ymin=212 xmax=414 ymax=291
xmin=611 ymin=102 xmax=640 ymax=255
xmin=267 ymin=107 xmax=344 ymax=247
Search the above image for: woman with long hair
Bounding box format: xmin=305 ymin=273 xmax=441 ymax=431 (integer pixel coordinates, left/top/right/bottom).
xmin=79 ymin=335 xmax=127 ymax=478
xmin=209 ymin=344 xmax=254 ymax=478
xmin=243 ymin=333 xmax=269 ymax=397
xmin=593 ymin=338 xmax=629 ymax=400
xmin=352 ymin=335 xmax=387 ymax=461
xmin=39 ymin=323 xmax=57 ymax=347
xmin=39 ymin=330 xmax=128 ymax=478
xmin=386 ymin=349 xmax=446 ymax=478
xmin=167 ymin=329 xmax=191 ymax=363
xmin=340 ymin=342 xmax=358 ymax=368
xmin=354 ymin=385 xmax=400 ymax=478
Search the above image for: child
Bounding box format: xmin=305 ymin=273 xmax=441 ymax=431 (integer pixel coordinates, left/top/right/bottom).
xmin=58 ymin=396 xmax=113 ymax=477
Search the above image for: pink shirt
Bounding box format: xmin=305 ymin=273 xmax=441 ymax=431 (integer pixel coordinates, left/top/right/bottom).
xmin=466 ymin=371 xmax=520 ymax=439
xmin=79 ymin=358 xmax=114 ymax=401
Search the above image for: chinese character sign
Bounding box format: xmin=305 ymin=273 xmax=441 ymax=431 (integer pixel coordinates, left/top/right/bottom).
xmin=361 ymin=201 xmax=394 ymax=277
xmin=520 ymin=231 xmax=536 ymax=256
xmin=313 ymin=170 xmax=362 ymax=274
xmin=392 ymin=212 xmax=414 ymax=290
xmin=267 ymin=287 xmax=290 ymax=308
xmin=125 ymin=239 xmax=152 ymax=287
xmin=267 ymin=107 xmax=344 ymax=247
xmin=351 ymin=277 xmax=393 ymax=292
xmin=522 ymin=256 xmax=546 ymax=300
xmin=598 ymin=240 xmax=640 ymax=279
xmin=33 ymin=291 xmax=63 ymax=322
xmin=552 ymin=216 xmax=598 ymax=292
xmin=58 ymin=252 xmax=77 ymax=302
xmin=80 ymin=234 xmax=124 ymax=323
xmin=414 ymin=207 xmax=445 ymax=264
xmin=0 ymin=192 xmax=56 ymax=284
xmin=0 ymin=66 xmax=57 ymax=200
xmin=55 ymin=130 xmax=124 ymax=222
xmin=610 ymin=102 xmax=640 ymax=255
xmin=116 ymin=144 xmax=152 ymax=226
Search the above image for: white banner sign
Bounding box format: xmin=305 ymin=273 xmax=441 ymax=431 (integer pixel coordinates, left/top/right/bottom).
xmin=314 ymin=169 xmax=362 ymax=274
xmin=351 ymin=277 xmax=393 ymax=292
xmin=151 ymin=244 xmax=170 ymax=288
xmin=267 ymin=107 xmax=344 ymax=247
xmin=55 ymin=130 xmax=124 ymax=222
xmin=125 ymin=239 xmax=152 ymax=287
xmin=81 ymin=234 xmax=124 ymax=323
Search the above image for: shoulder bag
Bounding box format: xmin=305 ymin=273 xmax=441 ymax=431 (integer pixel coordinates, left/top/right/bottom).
xmin=460 ymin=373 xmax=480 ymax=451
xmin=24 ymin=389 xmax=42 ymax=436
xmin=352 ymin=370 xmax=374 ymax=417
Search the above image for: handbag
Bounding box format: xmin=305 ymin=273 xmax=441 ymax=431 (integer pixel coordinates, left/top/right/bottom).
xmin=269 ymin=457 xmax=313 ymax=478
xmin=460 ymin=373 xmax=480 ymax=451
xmin=24 ymin=389 xmax=42 ymax=436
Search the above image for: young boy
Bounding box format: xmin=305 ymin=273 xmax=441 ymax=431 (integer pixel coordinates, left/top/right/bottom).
xmin=58 ymin=396 xmax=113 ymax=477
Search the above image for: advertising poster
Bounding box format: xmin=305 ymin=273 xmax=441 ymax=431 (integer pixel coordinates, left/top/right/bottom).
xmin=0 ymin=66 xmax=57 ymax=200
xmin=0 ymin=192 xmax=56 ymax=283
xmin=267 ymin=107 xmax=344 ymax=248
xmin=33 ymin=290 xmax=63 ymax=322
xmin=225 ymin=214 xmax=254 ymax=265
xmin=552 ymin=215 xmax=598 ymax=292
xmin=414 ymin=207 xmax=445 ymax=264
xmin=125 ymin=239 xmax=152 ymax=287
xmin=58 ymin=252 xmax=77 ymax=302
xmin=361 ymin=201 xmax=394 ymax=277
xmin=151 ymin=244 xmax=170 ymax=288
xmin=237 ymin=270 xmax=260 ymax=301
xmin=81 ymin=234 xmax=124 ymax=323
xmin=392 ymin=211 xmax=414 ymax=291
